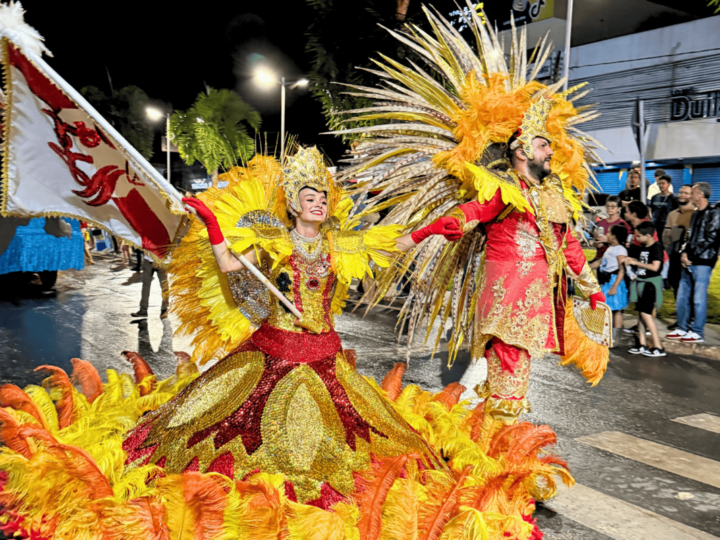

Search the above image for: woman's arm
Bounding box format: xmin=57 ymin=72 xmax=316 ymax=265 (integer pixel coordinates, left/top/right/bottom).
xmin=184 ymin=196 xmax=258 ymax=273
xmin=589 ymin=259 xmax=602 ymax=270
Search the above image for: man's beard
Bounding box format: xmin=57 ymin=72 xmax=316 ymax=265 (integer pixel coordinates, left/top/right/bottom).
xmin=678 ymin=197 xmax=691 ymax=205
xmin=528 ymin=156 xmax=551 ymax=180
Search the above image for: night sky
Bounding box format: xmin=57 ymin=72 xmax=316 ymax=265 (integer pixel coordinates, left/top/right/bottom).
xmin=19 ymin=0 xmax=495 ymax=165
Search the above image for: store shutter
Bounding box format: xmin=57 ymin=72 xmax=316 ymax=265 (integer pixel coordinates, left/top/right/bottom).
xmin=691 ymin=167 xmax=720 ymax=204
xmin=594 ymin=171 xmax=624 ymax=196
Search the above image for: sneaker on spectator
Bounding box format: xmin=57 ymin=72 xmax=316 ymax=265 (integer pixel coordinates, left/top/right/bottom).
xmin=642 ymin=347 xmax=667 ymax=357
xmin=681 ymin=332 xmax=704 ymax=343
xmin=623 ymin=324 xmax=638 ymax=334
xmin=628 ymin=345 xmax=650 ymax=355
xmin=665 ymin=329 xmax=687 ymax=340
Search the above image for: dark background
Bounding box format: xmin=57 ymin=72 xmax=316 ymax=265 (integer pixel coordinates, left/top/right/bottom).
xmin=19 ymin=0 xmax=715 ymax=165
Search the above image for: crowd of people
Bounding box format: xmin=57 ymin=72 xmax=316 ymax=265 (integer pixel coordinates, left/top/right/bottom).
xmin=592 ymin=169 xmax=720 ymax=356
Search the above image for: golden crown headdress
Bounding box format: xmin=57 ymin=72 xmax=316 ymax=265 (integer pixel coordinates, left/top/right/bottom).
xmin=514 ymin=97 xmax=555 ymax=160
xmin=281 ymin=146 xmax=333 ymax=215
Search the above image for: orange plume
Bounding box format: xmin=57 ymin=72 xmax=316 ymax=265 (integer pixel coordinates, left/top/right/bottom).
xmin=175 ymin=351 xmax=199 ymax=378
xmin=0 ymin=384 xmax=50 ymax=430
xmin=465 ymin=401 xmax=485 ymax=443
xmin=130 ymin=497 xmax=170 ymax=540
xmin=487 ymin=423 xmax=557 ymax=464
xmin=0 ymin=409 xmax=34 ymax=458
xmin=354 ymin=454 xmax=410 ymax=540
xmin=430 ymin=382 xmax=465 ymax=411
xmin=70 ymin=358 xmax=103 ymax=403
xmin=381 ymin=363 xmax=406 ymax=401
xmin=122 ymin=351 xmax=155 ymax=384
xmin=34 ymin=365 xmax=74 ymax=429
xmin=418 ymin=466 xmax=472 ymax=540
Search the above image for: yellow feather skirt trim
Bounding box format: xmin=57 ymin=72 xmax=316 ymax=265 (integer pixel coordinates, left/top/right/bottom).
xmin=0 ymin=361 xmax=571 ymax=539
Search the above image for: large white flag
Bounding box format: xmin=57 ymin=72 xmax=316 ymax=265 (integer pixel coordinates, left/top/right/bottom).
xmin=0 ymin=4 xmax=185 ymax=261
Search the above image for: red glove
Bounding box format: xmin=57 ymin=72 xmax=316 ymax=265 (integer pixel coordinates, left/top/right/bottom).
xmin=411 ymin=216 xmax=462 ymax=244
xmin=589 ymin=291 xmax=606 ymax=310
xmin=182 ymin=197 xmax=224 ymax=245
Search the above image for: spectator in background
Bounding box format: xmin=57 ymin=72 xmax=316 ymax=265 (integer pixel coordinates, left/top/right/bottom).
xmin=663 ymin=185 xmax=695 ymax=330
xmin=590 ymin=224 xmax=629 ymax=344
xmin=625 ymin=222 xmax=666 ymax=357
xmin=131 ymin=254 xmax=169 ymax=319
xmin=619 ymin=169 xmax=642 ymax=221
xmin=647 ymin=169 xmax=675 ymax=201
xmin=626 ymin=201 xmax=661 ymax=247
xmin=666 ymin=182 xmax=720 ymax=344
xmin=594 ymin=195 xmax=632 ymax=261
xmin=649 ymin=175 xmax=678 ymax=247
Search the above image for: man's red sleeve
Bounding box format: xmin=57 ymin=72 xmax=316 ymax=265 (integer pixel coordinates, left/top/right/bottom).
xmin=459 ymin=189 xmax=508 ymax=224
xmin=564 ymin=226 xmax=589 ymax=276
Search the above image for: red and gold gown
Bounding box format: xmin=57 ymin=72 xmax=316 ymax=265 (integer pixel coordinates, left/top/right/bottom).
xmin=123 ymin=234 xmax=442 ymax=507
xmin=0 ymin=154 xmax=568 ymax=540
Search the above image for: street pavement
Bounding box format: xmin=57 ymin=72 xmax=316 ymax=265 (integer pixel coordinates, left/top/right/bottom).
xmin=0 ymin=253 xmax=719 ymax=540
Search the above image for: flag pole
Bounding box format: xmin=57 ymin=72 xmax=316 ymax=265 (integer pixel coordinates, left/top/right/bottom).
xmin=183 ymin=201 xmax=302 ymax=318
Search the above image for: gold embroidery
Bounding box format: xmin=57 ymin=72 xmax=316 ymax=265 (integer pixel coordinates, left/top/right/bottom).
xmin=335 ymin=357 xmax=443 ymax=471
xmin=515 ymin=220 xmax=541 ymax=260
xmin=267 ymin=237 xmax=335 ymax=334
xmin=473 ymin=275 xmax=552 ymax=359
xmin=485 ymin=346 xmax=531 ymax=399
xmin=516 ymin=260 xmax=535 ymax=277
xmin=126 ymin=351 xmax=264 ymax=475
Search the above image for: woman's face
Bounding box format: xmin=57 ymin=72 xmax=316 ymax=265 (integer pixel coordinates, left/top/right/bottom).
xmin=297 ymin=187 xmax=328 ymax=223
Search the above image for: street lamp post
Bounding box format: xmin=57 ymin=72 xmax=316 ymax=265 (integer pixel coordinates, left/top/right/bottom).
xmin=254 ymin=68 xmax=308 ymax=160
xmin=146 ymin=106 xmax=171 ymax=182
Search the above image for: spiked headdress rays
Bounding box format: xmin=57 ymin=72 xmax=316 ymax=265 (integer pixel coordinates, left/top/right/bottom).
xmin=327 ymin=3 xmax=603 ymax=363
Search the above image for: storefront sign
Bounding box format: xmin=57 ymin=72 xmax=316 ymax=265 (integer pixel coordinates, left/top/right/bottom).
xmin=670 ymin=88 xmax=720 ymax=122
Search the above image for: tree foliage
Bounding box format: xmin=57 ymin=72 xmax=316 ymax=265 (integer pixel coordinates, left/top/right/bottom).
xmin=305 ymin=0 xmax=415 ymax=140
xmin=169 ymin=88 xmax=261 ymax=175
xmin=81 ymin=85 xmax=155 ymax=159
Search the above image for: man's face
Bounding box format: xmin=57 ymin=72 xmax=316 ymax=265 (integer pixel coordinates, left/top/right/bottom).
xmin=626 ymin=211 xmax=639 ymax=225
xmin=678 ymin=186 xmax=692 ymax=205
xmin=628 ymin=173 xmax=640 ymax=188
xmin=527 ymin=137 xmax=554 ymax=180
xmin=657 ymin=179 xmax=670 ymax=194
xmin=691 ymin=186 xmax=705 ymax=206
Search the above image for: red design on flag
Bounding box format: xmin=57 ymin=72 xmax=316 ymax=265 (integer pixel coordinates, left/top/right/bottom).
xmin=1 ymin=43 xmax=183 ymax=260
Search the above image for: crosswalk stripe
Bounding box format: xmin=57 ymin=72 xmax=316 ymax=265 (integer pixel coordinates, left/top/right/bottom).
xmin=545 ymin=483 xmax=720 ymax=540
xmin=576 ymin=431 xmax=720 ymax=489
xmin=673 ymin=413 xmax=720 ymax=435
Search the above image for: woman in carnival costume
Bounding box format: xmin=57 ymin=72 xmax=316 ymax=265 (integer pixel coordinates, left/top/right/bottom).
xmin=0 ymin=145 xmax=567 ymax=539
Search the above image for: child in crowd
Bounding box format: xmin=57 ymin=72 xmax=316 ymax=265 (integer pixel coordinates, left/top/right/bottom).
xmin=624 ymin=222 xmax=666 ymax=357
xmin=590 ymin=225 xmax=628 ymax=344
xmin=594 ymin=195 xmax=632 ymax=261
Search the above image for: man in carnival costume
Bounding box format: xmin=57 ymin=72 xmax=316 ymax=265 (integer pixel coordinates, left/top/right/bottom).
xmin=334 ymin=4 xmax=611 ymax=433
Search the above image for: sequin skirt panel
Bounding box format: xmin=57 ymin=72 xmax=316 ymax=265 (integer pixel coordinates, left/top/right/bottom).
xmin=123 ymin=325 xmax=440 ymax=505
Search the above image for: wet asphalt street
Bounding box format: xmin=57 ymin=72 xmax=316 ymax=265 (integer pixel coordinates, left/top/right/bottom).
xmin=1 ymin=254 xmax=719 ymax=540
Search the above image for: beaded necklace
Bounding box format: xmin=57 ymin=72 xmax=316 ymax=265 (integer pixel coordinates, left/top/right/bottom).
xmin=290 ymin=228 xmax=323 ymax=261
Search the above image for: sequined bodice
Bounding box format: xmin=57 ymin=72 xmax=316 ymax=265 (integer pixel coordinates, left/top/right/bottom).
xmin=268 ymin=236 xmax=337 ymax=334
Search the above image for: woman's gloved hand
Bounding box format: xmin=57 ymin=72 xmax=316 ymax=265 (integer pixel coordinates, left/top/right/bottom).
xmin=410 ymin=216 xmax=463 ymax=244
xmin=182 ymin=197 xmax=224 ymax=246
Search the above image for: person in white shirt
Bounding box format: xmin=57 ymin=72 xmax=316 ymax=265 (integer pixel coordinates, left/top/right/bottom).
xmin=590 ymin=224 xmax=629 ymax=344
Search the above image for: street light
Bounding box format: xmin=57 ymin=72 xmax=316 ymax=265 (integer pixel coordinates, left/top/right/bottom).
xmin=146 ymin=106 xmax=171 ymax=183
xmin=253 ymin=67 xmax=309 ymax=159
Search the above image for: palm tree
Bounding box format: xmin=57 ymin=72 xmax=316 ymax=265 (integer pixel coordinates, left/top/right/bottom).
xmin=169 ymin=88 xmax=261 ymax=186
xmin=81 ymin=85 xmax=155 ymax=159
